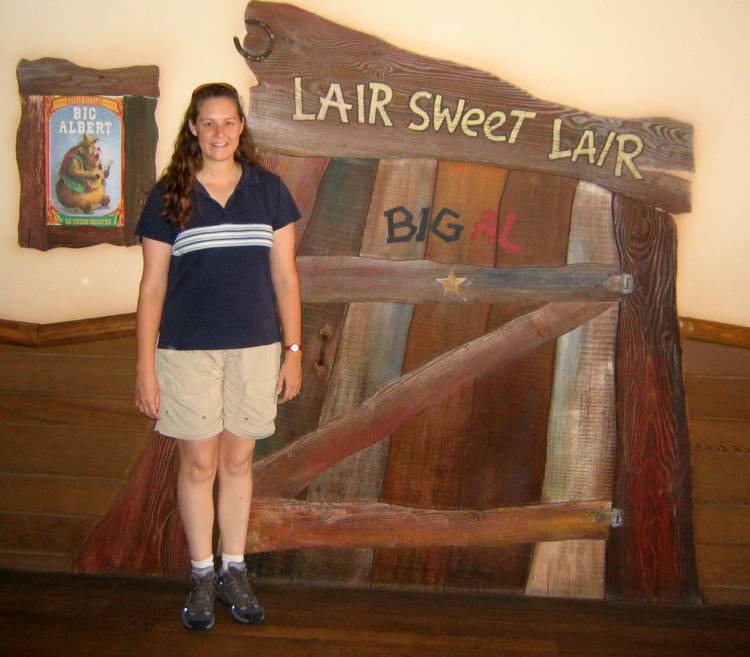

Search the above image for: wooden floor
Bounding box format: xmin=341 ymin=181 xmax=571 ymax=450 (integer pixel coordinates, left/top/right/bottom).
xmin=1 ymin=571 xmax=749 ymax=657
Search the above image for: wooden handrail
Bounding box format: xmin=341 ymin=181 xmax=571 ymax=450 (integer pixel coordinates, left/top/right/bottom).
xmin=2 ymin=310 xmax=748 ymax=351
xmin=678 ymin=316 xmax=750 ymax=350
xmin=0 ymin=314 xmax=136 ymax=347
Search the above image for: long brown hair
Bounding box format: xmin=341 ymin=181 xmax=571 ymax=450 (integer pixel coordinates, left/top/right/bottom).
xmin=159 ymin=83 xmax=255 ymax=228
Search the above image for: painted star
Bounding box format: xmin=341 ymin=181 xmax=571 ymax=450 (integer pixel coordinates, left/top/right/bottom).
xmin=437 ymin=270 xmax=468 ymax=299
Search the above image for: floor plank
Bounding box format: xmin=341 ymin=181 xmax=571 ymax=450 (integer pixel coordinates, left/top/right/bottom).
xmin=0 ymin=571 xmax=748 ymax=657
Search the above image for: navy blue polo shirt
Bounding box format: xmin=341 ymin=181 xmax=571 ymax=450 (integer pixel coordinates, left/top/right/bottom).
xmin=135 ymin=162 xmax=300 ymax=350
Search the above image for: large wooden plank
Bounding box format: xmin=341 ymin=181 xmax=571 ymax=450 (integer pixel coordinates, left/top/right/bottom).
xmin=606 ymin=195 xmax=699 ymax=603
xmin=526 ymin=180 xmax=618 ymax=599
xmin=241 ymin=2 xmax=692 ymax=213
xmin=0 ymin=394 xmax=152 ymax=431
xmin=0 ymin=513 xmax=96 ymax=554
xmin=372 ymin=161 xmax=506 ymax=589
xmin=684 ymin=376 xmax=750 ymax=420
xmin=253 ymin=150 xmax=329 ymax=252
xmin=701 ymin=586 xmax=750 ymax=605
xmin=16 ymin=95 xmax=46 ymax=250
xmin=693 ymin=453 xmax=750 ymax=504
xmin=696 ymin=544 xmax=750 ymax=589
xmin=247 ymin=499 xmax=611 ymax=552
xmin=17 ymin=58 xmax=159 ymax=96
xmin=76 ymin=433 xmax=188 ymax=577
xmin=688 ymin=419 xmax=750 ymax=454
xmin=0 ymin=352 xmax=134 ymax=396
xmin=681 ymin=340 xmax=750 ymax=377
xmin=447 ymin=171 xmax=575 ymax=592
xmin=0 ymin=549 xmax=72 ymax=573
xmin=295 ymin=158 xmax=436 ymax=584
xmin=693 ymin=503 xmax=750 ymax=545
xmin=0 ymin=425 xmax=149 ymax=478
xmin=297 ymin=257 xmax=624 ymax=303
xmin=0 ymin=474 xmax=121 ymax=517
xmin=250 ymin=157 xmax=378 ymax=580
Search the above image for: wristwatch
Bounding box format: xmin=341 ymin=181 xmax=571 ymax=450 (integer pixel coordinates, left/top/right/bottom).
xmin=285 ymin=343 xmax=302 ymax=353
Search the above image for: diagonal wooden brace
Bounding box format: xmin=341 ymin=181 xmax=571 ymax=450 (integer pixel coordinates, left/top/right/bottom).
xmin=253 ymin=301 xmax=614 ymax=498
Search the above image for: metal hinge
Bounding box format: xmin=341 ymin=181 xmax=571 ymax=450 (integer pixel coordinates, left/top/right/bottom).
xmin=610 ymin=508 xmax=624 ymax=528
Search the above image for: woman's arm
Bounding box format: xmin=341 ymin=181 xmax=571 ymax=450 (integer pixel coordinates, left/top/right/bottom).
xmin=270 ymin=222 xmax=302 ymax=404
xmin=135 ymin=237 xmax=172 ymax=419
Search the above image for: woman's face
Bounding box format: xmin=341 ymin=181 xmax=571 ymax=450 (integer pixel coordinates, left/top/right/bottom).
xmin=189 ymin=96 xmax=244 ymax=165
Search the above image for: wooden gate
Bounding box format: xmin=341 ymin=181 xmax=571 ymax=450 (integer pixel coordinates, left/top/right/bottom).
xmin=78 ymin=1 xmax=698 ymax=604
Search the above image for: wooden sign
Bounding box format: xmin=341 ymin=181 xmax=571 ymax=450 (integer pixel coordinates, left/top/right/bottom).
xmin=16 ymin=58 xmax=159 ymax=250
xmin=237 ymin=2 xmax=692 ymax=213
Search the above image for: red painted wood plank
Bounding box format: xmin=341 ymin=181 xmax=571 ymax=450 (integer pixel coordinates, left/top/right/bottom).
xmin=605 ymin=195 xmax=699 ymax=603
xmin=447 ymin=171 xmax=576 ymax=592
xmin=372 ymin=161 xmax=507 ymax=588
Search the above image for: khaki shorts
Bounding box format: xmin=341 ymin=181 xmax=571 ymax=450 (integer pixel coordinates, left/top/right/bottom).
xmin=155 ymin=343 xmax=281 ymax=441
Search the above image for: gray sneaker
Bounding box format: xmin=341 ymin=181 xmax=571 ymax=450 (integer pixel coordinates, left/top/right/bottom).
xmin=217 ymin=565 xmax=265 ymax=624
xmin=182 ymin=571 xmax=217 ymax=631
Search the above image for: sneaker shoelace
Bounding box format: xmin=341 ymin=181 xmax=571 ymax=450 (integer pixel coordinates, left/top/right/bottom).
xmin=223 ymin=570 xmax=255 ymax=607
xmin=188 ymin=575 xmax=216 ymax=612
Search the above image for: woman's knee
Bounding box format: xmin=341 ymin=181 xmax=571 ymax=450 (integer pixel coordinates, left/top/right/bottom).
xmin=179 ymin=443 xmax=218 ymax=484
xmin=218 ymin=434 xmax=255 ymax=478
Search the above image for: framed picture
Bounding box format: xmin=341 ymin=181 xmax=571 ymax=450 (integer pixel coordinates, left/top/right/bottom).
xmin=16 ymin=58 xmax=159 ymax=250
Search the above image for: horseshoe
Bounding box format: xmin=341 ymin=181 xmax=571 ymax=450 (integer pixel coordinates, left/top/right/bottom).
xmin=233 ymin=19 xmax=274 ymax=62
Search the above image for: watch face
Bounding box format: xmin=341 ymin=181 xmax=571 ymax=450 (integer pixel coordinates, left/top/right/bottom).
xmin=289 ymin=343 xmax=300 ymax=352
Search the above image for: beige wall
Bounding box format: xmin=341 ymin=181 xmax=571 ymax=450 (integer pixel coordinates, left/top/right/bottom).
xmin=1 ymin=0 xmax=747 ymax=326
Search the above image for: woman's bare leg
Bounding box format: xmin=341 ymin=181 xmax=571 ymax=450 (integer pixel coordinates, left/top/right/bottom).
xmin=177 ymin=435 xmax=220 ymax=561
xmin=216 ymin=430 xmax=256 ymax=555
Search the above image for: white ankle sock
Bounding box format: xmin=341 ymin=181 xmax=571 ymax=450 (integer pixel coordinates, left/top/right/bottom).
xmin=190 ymin=555 xmax=215 ymax=574
xmin=221 ymin=553 xmax=245 ymax=573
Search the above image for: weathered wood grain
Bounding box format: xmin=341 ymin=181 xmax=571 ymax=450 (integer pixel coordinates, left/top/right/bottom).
xmin=696 ymin=544 xmax=750 ymax=589
xmin=76 ymin=433 xmax=188 ymax=576
xmin=250 ymin=157 xmax=378 ymax=580
xmin=253 ymin=302 xmax=613 ymax=500
xmin=0 ymin=474 xmax=121 ymax=517
xmin=606 ymin=195 xmax=699 ymax=603
xmin=123 ymin=96 xmax=158 ymax=246
xmin=693 ymin=503 xmax=750 ymax=545
xmin=247 ymin=499 xmax=612 ymax=552
xmin=241 ymin=2 xmax=692 ymax=212
xmin=0 ymin=352 xmax=134 ymax=396
xmin=0 ymin=513 xmax=96 ymax=555
xmin=16 ymin=95 xmax=46 ymax=250
xmin=693 ymin=452 xmax=750 ymax=505
xmin=0 ymin=425 xmax=148 ymax=478
xmin=688 ymin=419 xmax=750 ymax=454
xmin=526 ymin=181 xmax=618 ymax=599
xmin=294 ymin=158 xmax=436 ymax=584
xmin=253 ymin=150 xmax=329 ymax=251
xmin=0 ymin=336 xmax=136 ymax=357
xmin=297 ymin=257 xmax=625 ymax=303
xmin=0 ymin=394 xmax=151 ymax=431
xmin=373 ymin=161 xmax=505 ymax=588
xmin=17 ymin=58 xmax=160 ymax=97
xmin=684 ymin=377 xmax=750 ymax=420
xmin=447 ymin=171 xmax=575 ymax=592
xmin=682 ymin=340 xmax=750 ymax=377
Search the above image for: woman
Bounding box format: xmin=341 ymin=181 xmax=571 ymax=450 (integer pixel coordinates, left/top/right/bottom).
xmin=134 ymin=82 xmax=302 ymax=631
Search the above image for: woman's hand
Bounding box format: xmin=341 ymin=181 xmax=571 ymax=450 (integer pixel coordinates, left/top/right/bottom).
xmin=135 ymin=368 xmax=161 ymax=419
xmin=276 ymin=353 xmax=302 ymax=404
